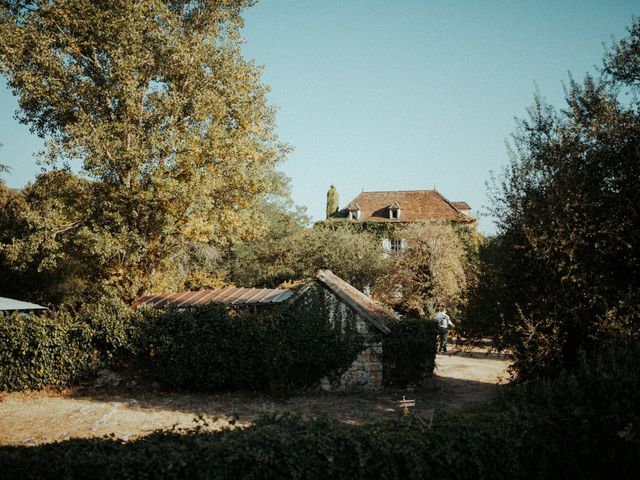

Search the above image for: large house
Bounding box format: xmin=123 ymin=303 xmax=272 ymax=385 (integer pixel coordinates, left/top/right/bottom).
xmin=327 ymin=189 xmax=475 ymax=254
xmin=330 ymin=189 xmax=474 ymax=224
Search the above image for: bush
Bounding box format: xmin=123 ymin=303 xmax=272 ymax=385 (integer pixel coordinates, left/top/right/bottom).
xmin=496 ymin=344 xmax=640 ymax=477
xmin=0 ymin=310 xmax=101 ymax=391
xmin=141 ymin=304 xmax=268 ymax=391
xmin=0 ymin=285 xmax=366 ymax=394
xmin=1 ymin=341 xmax=638 ymax=478
xmin=1 ymin=407 xmax=637 ymax=479
xmin=0 ymin=416 xmax=519 ymax=480
xmin=0 ymin=297 xmax=140 ymax=391
xmin=487 ymin=19 xmax=640 ymax=379
xmin=142 ymin=285 xmax=366 ymax=393
xmin=381 ymin=319 xmax=438 ymax=387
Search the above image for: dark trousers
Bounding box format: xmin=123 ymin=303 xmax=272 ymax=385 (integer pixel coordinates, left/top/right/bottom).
xmin=438 ymin=327 xmax=449 ymax=352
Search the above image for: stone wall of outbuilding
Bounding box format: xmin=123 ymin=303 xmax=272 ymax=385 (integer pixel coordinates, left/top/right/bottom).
xmin=320 ymin=314 xmax=385 ymax=391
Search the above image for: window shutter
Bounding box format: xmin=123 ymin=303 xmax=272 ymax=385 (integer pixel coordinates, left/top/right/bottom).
xmin=382 ymin=238 xmax=391 ymax=258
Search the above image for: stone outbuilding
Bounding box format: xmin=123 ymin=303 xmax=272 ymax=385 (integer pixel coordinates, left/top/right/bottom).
xmin=133 ymin=270 xmax=397 ymax=391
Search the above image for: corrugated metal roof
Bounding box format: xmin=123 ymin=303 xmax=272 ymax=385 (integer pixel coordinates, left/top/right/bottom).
xmin=0 ymin=296 xmax=48 ymax=312
xmin=132 ymin=287 xmax=295 ymax=309
xmin=131 ymin=271 xmax=397 ymax=336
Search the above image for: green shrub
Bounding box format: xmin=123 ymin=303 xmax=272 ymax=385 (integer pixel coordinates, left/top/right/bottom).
xmin=1 ymin=409 xmax=637 ymax=479
xmin=1 ymin=345 xmax=638 ymax=478
xmin=141 ymin=285 xmax=366 ymax=393
xmin=141 ymin=304 xmax=268 ymax=391
xmin=381 ymin=319 xmax=438 ymax=387
xmin=262 ymin=286 xmax=365 ymax=392
xmin=0 ymin=286 xmax=366 ymax=394
xmin=0 ymin=310 xmax=101 ymax=391
xmin=497 ymin=344 xmax=640 ymax=477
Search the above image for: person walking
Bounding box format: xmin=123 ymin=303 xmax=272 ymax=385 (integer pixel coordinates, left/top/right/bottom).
xmin=435 ymin=306 xmax=454 ymax=353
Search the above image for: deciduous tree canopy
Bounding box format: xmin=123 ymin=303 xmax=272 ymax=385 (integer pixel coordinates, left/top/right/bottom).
xmin=488 ymin=18 xmax=640 ymax=378
xmin=0 ymin=0 xmax=286 ymax=302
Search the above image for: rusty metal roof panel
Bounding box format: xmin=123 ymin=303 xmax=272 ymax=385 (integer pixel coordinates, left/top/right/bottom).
xmin=182 ymin=290 xmax=211 ymax=306
xmin=241 ymin=288 xmax=270 ymax=304
xmin=133 ymin=287 xmax=294 ymax=309
xmin=230 ymin=288 xmax=258 ymax=305
xmin=153 ymin=293 xmax=180 ymax=309
xmin=203 ymin=287 xmax=237 ymax=304
xmin=266 ymin=289 xmax=294 ymax=304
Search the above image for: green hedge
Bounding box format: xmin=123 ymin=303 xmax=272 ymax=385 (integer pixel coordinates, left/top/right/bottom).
xmin=142 ymin=285 xmax=365 ymax=393
xmin=0 ymin=298 xmax=138 ymax=391
xmin=1 ymin=325 xmax=637 ymax=479
xmin=0 ymin=410 xmax=637 ymax=480
xmin=381 ymin=319 xmax=438 ymax=387
xmin=0 ymin=286 xmax=366 ymax=393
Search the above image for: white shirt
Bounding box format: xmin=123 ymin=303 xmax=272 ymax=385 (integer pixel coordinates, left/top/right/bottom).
xmin=435 ymin=311 xmax=454 ymax=329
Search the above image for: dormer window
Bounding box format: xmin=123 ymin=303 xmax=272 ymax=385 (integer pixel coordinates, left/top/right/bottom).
xmin=347 ymin=202 xmax=361 ymax=220
xmin=389 ymin=201 xmax=401 ymax=219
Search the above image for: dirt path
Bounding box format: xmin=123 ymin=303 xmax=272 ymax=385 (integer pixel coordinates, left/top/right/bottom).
xmin=0 ymin=346 xmax=511 ymax=446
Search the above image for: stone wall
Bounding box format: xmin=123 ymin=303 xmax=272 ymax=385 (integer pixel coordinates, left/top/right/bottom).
xmin=319 ymin=295 xmax=387 ymax=392
xmin=321 ymin=342 xmax=383 ymax=392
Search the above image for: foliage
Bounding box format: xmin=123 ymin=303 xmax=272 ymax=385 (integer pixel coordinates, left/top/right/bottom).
xmin=0 ymin=171 xmax=101 ymax=305
xmin=262 ymin=285 xmax=366 ymax=393
xmin=0 ymin=142 xmax=9 ymax=181
xmin=220 ymin=183 xmax=310 ymax=288
xmin=0 ymin=416 xmax=520 ymax=480
xmin=0 ymin=0 xmax=285 ymax=302
xmin=2 ymin=314 xmax=639 ymax=479
xmin=0 ymin=286 xmax=365 ymax=394
xmin=374 ymin=222 xmax=470 ymax=318
xmin=496 ymin=344 xmax=640 ymax=477
xmin=381 ymin=319 xmax=438 ymax=387
xmin=3 ymin=344 xmax=640 ymax=480
xmin=326 ymin=184 xmax=339 ymax=218
xmin=141 ymin=304 xmax=267 ymax=391
xmin=458 ymin=235 xmax=505 ymax=341
xmin=294 ymin=226 xmax=384 ymax=290
xmin=488 ymin=19 xmax=640 ymax=378
xmin=0 ymin=296 xmax=138 ymax=391
xmin=143 ymin=285 xmax=366 ymax=393
xmin=223 ymin=218 xmax=384 ymax=290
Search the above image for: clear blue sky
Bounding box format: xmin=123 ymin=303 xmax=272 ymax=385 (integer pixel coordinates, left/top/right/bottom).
xmin=1 ymin=1 xmax=637 ymax=234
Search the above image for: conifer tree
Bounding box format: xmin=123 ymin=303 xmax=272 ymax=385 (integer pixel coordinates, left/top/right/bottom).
xmin=326 ymin=185 xmax=339 ymax=218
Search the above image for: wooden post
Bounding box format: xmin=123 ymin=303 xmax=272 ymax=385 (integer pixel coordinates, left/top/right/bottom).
xmin=398 ymin=396 xmax=416 ymax=417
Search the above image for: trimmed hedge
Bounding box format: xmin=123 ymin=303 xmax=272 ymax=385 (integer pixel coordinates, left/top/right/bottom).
xmin=0 ymin=298 xmax=139 ymax=391
xmin=0 ymin=286 xmax=366 ymax=393
xmin=0 ymin=305 xmax=131 ymax=391
xmin=381 ymin=319 xmax=438 ymax=387
xmin=141 ymin=286 xmax=365 ymax=392
xmin=0 ymin=410 xmax=637 ymax=480
xmin=0 ymin=311 xmax=99 ymax=391
xmin=1 ymin=327 xmax=637 ymax=479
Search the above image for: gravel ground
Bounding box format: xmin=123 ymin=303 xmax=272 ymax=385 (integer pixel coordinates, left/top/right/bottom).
xmin=0 ymin=345 xmax=511 ymax=446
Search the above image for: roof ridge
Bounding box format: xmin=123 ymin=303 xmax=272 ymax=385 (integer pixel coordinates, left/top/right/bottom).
xmin=432 ymin=188 xmax=463 ymax=214
xmin=355 ymin=189 xmax=437 ymax=194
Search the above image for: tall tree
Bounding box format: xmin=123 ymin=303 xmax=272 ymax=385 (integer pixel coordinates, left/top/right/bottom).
xmin=489 ymin=18 xmax=640 ymax=378
xmin=374 ymin=222 xmax=469 ymax=318
xmin=326 ymin=185 xmax=339 ymax=219
xmin=0 ymin=1 xmax=286 ymax=301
